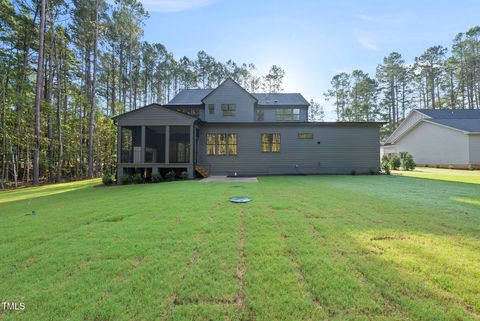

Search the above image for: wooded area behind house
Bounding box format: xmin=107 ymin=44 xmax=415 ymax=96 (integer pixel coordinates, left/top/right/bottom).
xmin=0 ymin=0 xmax=291 ymax=187
xmin=324 ymin=27 xmax=480 ymax=136
xmin=1 ymin=0 xmax=479 ymax=188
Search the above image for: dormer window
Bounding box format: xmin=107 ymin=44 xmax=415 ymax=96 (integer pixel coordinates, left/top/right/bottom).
xmin=221 ymin=104 xmax=236 ymax=116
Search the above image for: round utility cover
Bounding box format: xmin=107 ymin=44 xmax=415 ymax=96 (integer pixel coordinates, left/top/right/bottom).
xmin=229 ymin=196 xmax=252 ymax=203
xmin=230 ymin=185 xmax=245 ymax=189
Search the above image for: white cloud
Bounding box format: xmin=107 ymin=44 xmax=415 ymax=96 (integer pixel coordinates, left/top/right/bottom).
xmin=352 ymin=28 xmax=377 ymax=50
xmin=355 ymin=14 xmax=375 ymax=22
xmin=355 ymin=13 xmax=402 ymax=24
xmin=357 ymin=37 xmax=377 ymax=50
xmin=140 ymin=0 xmax=216 ymax=12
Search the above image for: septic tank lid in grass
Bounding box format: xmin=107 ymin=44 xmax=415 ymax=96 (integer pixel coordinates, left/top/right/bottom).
xmin=229 ymin=196 xmax=252 ymax=203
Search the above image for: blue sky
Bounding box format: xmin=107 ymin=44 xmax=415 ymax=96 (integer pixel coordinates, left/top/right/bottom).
xmin=140 ymin=0 xmax=480 ymax=120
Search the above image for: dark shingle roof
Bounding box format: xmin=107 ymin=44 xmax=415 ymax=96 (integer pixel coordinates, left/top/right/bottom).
xmin=427 ymin=119 xmax=480 ymax=132
xmin=252 ymin=93 xmax=309 ymax=106
xmin=414 ymin=109 xmax=480 ymax=132
xmin=167 ymin=89 xmax=213 ymax=105
xmin=166 ymin=89 xmax=309 ymax=106
xmin=416 ymin=109 xmax=480 ymax=119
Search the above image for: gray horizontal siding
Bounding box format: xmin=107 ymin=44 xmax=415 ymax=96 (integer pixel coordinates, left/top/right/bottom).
xmin=203 ymin=79 xmax=256 ymax=122
xmin=116 ymin=105 xmax=196 ymax=126
xmin=198 ymin=124 xmax=380 ymax=175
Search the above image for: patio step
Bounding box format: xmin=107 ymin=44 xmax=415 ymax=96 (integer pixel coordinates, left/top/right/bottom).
xmin=195 ymin=165 xmax=209 ymax=178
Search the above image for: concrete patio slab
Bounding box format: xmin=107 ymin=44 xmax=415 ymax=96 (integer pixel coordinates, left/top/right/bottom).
xmin=199 ymin=176 xmax=258 ymax=183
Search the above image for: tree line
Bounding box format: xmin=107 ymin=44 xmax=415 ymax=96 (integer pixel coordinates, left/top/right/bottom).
xmin=0 ymin=0 xmax=288 ymax=188
xmin=324 ymin=26 xmax=480 ymax=136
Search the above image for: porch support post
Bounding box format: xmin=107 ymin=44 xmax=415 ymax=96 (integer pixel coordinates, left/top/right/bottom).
xmin=187 ymin=166 xmax=194 ymax=179
xmin=141 ymin=126 xmax=146 ymax=163
xmin=165 ymin=125 xmax=170 ymax=164
xmin=117 ymin=165 xmax=124 ymax=184
xmin=117 ymin=126 xmax=121 ymax=165
xmin=189 ymin=125 xmax=194 ymax=164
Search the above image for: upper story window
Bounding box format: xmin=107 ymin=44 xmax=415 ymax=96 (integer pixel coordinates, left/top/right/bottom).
xmin=261 ymin=133 xmax=281 ymax=153
xmin=255 ymin=109 xmax=264 ymax=121
xmin=221 ymin=104 xmax=236 ymax=116
xmin=208 ymin=104 xmax=215 ymax=114
xmin=206 ymin=133 xmax=237 ymax=156
xmin=276 ymin=108 xmax=300 ymax=121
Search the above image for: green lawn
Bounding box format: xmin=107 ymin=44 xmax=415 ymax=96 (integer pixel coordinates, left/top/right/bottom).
xmin=393 ymin=167 xmax=480 ymax=184
xmin=1 ymin=174 xmax=479 ymax=321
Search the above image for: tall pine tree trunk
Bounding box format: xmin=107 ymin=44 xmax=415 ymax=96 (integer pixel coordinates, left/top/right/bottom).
xmin=33 ymin=0 xmax=46 ymax=186
xmin=111 ymin=45 xmax=116 ymax=115
xmin=1 ymin=73 xmax=8 ymax=189
xmin=55 ymin=39 xmax=63 ymax=182
xmin=88 ymin=0 xmax=99 ymax=178
xmin=430 ymin=70 xmax=436 ymax=109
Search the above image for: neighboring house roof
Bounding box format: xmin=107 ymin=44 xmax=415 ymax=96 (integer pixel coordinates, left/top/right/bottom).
xmin=166 ymin=89 xmax=213 ymax=105
xmin=426 ymin=118 xmax=480 ymax=133
xmin=416 ymin=109 xmax=480 ymax=119
xmin=165 ymin=78 xmax=309 ymax=106
xmin=252 ymin=93 xmax=309 ymax=106
xmin=385 ymin=108 xmax=480 ymax=144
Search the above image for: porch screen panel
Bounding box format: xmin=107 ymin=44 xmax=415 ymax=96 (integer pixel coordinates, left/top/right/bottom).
xmin=169 ymin=126 xmax=190 ymax=163
xmin=121 ymin=126 xmax=141 ymax=163
xmin=145 ymin=126 xmax=165 ymax=163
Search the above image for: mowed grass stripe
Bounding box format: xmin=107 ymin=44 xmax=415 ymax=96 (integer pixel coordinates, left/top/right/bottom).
xmin=0 ymin=174 xmax=479 ymax=320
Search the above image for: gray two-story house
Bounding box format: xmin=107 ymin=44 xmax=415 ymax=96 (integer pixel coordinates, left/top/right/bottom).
xmin=114 ymin=78 xmax=382 ymax=179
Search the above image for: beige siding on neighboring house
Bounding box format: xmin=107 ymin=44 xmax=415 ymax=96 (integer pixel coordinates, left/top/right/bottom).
xmin=386 ymin=110 xmax=429 ymax=144
xmin=380 ymin=145 xmax=397 ymax=157
xmin=468 ymin=134 xmax=480 ymax=164
xmin=393 ymin=121 xmax=469 ymax=165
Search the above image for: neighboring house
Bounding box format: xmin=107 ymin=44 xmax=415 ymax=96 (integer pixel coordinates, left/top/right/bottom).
xmin=381 ymin=109 xmax=480 ymax=168
xmin=114 ymin=78 xmax=382 ymax=179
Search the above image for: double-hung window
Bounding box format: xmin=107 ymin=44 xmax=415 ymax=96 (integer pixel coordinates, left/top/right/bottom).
xmin=206 ymin=133 xmax=238 ymax=156
xmin=221 ymin=104 xmax=236 ymax=116
xmin=206 ymin=134 xmax=216 ymax=155
xmin=261 ymin=134 xmax=281 ymax=153
xmin=228 ymin=134 xmax=238 ymax=156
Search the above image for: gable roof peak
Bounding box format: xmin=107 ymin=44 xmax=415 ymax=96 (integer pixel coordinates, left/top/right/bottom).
xmin=201 ymin=78 xmax=258 ymax=102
